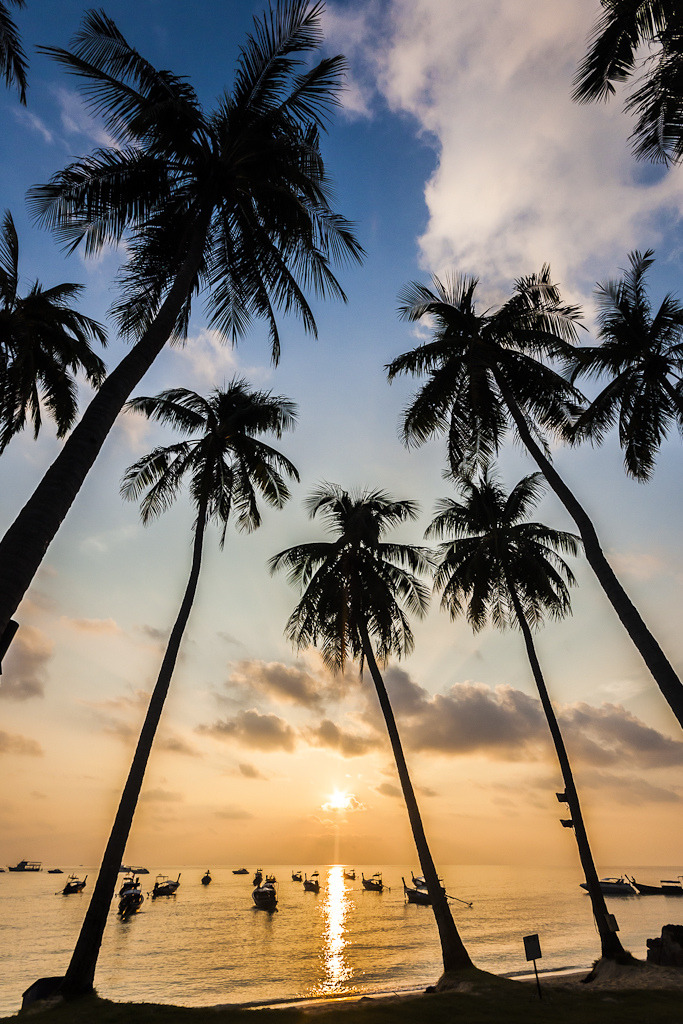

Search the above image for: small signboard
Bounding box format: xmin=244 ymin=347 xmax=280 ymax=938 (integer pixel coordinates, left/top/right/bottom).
xmin=523 ymin=933 xmax=542 ymax=961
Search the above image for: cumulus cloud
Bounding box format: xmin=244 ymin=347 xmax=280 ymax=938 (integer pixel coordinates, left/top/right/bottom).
xmin=199 ymin=709 xmax=297 ymax=752
xmin=333 ymin=0 xmax=683 ymax=298
xmin=238 ymin=762 xmax=267 ymax=780
xmin=305 ymin=719 xmax=381 ymax=757
xmin=560 ymin=702 xmax=683 ymax=769
xmin=579 ymin=770 xmax=681 ymax=806
xmin=228 ymin=659 xmax=325 ymax=708
xmin=376 ymin=781 xmax=402 ymax=799
xmin=0 ymin=625 xmax=53 ymax=700
xmin=0 ymin=730 xmax=43 ymax=756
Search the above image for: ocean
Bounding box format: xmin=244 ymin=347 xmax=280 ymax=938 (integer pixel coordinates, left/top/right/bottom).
xmin=1 ymin=863 xmax=680 ymax=1017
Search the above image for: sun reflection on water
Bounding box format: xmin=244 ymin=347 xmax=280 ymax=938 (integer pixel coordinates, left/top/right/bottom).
xmin=319 ymin=865 xmax=352 ymax=994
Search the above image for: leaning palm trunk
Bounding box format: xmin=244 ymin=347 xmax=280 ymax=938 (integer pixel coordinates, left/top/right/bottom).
xmin=509 ymin=590 xmax=630 ymax=963
xmin=61 ymin=498 xmax=208 ymax=998
xmin=359 ymin=625 xmax=473 ymax=973
xmin=494 ymin=369 xmax=683 ymax=731
xmin=0 ymin=215 xmax=211 ymax=644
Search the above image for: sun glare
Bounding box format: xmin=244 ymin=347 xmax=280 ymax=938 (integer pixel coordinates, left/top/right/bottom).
xmin=323 ymin=788 xmax=353 ymax=812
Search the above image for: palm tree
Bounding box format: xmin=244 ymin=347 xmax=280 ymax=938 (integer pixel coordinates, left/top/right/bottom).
xmin=570 ymin=249 xmax=683 ymax=480
xmin=386 ymin=270 xmax=683 ymax=730
xmin=427 ymin=469 xmax=632 ymax=963
xmin=0 ymin=210 xmax=107 ymax=451
xmin=61 ymin=380 xmax=299 ymax=998
xmin=0 ymin=1 xmax=362 ymax=649
xmin=573 ymin=0 xmax=683 ymax=164
xmin=0 ymin=0 xmax=27 ymax=103
xmin=270 ymin=485 xmax=475 ymax=977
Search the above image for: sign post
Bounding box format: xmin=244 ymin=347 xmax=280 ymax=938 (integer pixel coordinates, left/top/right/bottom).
xmin=523 ymin=933 xmax=542 ymax=1000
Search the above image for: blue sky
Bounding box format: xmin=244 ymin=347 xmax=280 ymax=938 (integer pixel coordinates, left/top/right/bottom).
xmin=1 ymin=0 xmax=683 ymax=871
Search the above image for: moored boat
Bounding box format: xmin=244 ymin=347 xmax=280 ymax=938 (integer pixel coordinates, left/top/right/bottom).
xmin=252 ymin=880 xmax=277 ymax=910
xmin=403 ymin=877 xmax=431 ymax=905
xmin=580 ymin=876 xmax=637 ymax=895
xmin=62 ymin=874 xmax=87 ymax=895
xmin=630 ymin=876 xmax=683 ymax=895
xmin=118 ymin=877 xmax=144 ymax=916
xmin=232 ymin=867 xmax=249 ymax=875
xmin=303 ymin=871 xmax=320 ymax=893
xmin=291 ymin=870 xmax=302 ymax=882
xmin=47 ymin=868 xmax=63 ymax=874
xmin=362 ymin=871 xmax=384 ymax=892
xmin=201 ymin=869 xmax=212 ymax=885
xmin=343 ymin=868 xmax=355 ymax=881
xmin=151 ymin=872 xmax=181 ymax=897
xmin=252 ymin=868 xmax=263 ymax=886
xmin=8 ymin=860 xmax=41 ymax=872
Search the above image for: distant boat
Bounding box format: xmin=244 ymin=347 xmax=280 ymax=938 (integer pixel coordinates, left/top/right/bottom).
xmin=303 ymin=871 xmax=320 ymax=893
xmin=122 ymin=864 xmax=149 ymax=874
xmin=232 ymin=867 xmax=249 ymax=875
xmin=291 ymin=870 xmax=302 ymax=882
xmin=629 ymin=875 xmax=683 ymax=896
xmin=151 ymin=873 xmax=181 ymax=897
xmin=252 ymin=868 xmax=263 ymax=886
xmin=580 ymin=876 xmax=637 ymax=895
xmin=343 ymin=868 xmax=355 ymax=881
xmin=118 ymin=877 xmax=144 ymax=916
xmin=47 ymin=869 xmax=64 ymax=874
xmin=252 ymin=880 xmax=277 ymax=910
xmin=201 ymin=869 xmax=212 ymax=886
xmin=8 ymin=860 xmax=41 ymax=872
xmin=361 ymin=871 xmax=384 ymax=892
xmin=62 ymin=874 xmax=87 ymax=895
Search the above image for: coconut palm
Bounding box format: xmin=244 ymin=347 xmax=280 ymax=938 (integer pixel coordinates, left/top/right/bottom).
xmin=386 ymin=270 xmax=683 ymax=729
xmin=0 ymin=210 xmax=107 ymax=451
xmin=62 ymin=380 xmax=299 ymax=998
xmin=270 ymin=485 xmax=474 ymax=976
xmin=0 ymin=1 xmax=362 ymax=649
xmin=570 ymin=249 xmax=683 ymax=480
xmin=427 ymin=469 xmax=631 ymax=962
xmin=573 ymin=0 xmax=683 ymax=164
xmin=0 ymin=0 xmax=27 ymax=103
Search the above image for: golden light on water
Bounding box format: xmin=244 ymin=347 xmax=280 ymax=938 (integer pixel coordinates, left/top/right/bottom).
xmin=319 ymin=865 xmax=352 ymax=993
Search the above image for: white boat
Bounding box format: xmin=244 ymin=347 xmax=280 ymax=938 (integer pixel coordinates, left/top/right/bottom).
xmin=580 ymin=876 xmax=637 ymax=895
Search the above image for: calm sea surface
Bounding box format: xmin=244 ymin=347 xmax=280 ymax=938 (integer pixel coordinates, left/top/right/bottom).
xmin=1 ymin=863 xmax=681 ymax=1016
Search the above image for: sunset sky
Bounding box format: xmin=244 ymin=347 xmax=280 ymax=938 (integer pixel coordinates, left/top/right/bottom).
xmin=1 ymin=0 xmax=682 ymax=872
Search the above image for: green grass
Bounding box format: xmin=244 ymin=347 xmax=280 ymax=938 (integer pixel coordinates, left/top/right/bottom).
xmin=4 ymin=980 xmax=683 ymax=1024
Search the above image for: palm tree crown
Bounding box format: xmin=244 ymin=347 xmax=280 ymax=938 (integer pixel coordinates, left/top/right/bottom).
xmin=573 ymin=0 xmax=683 ymax=164
xmin=0 ymin=209 xmax=107 ymax=451
xmin=0 ymin=0 xmax=27 ymax=103
xmin=270 ymin=484 xmax=432 ymax=669
xmin=427 ymin=469 xmax=581 ymax=632
xmin=122 ymin=381 xmax=299 ymax=535
xmin=570 ymin=249 xmax=683 ymax=480
xmin=386 ymin=269 xmax=583 ymax=476
xmin=29 ymin=2 xmax=363 ymax=361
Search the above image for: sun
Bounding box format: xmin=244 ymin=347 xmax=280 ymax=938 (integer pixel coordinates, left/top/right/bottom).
xmin=323 ymin=788 xmax=353 ymax=812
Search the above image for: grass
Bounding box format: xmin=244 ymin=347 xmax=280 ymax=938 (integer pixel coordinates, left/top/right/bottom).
xmin=4 ymin=973 xmax=683 ymax=1024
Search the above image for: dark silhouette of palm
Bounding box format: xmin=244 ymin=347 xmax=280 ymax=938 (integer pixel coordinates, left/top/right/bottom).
xmin=0 ymin=210 xmax=106 ymax=451
xmin=62 ymin=380 xmax=298 ymax=998
xmin=427 ymin=469 xmax=630 ymax=962
xmin=0 ymin=1 xmax=361 ymax=646
xmin=386 ymin=270 xmax=683 ymax=729
xmin=0 ymin=0 xmax=27 ymax=103
xmin=573 ymin=0 xmax=683 ymax=164
xmin=270 ymin=485 xmax=474 ymax=976
xmin=570 ymin=249 xmax=683 ymax=480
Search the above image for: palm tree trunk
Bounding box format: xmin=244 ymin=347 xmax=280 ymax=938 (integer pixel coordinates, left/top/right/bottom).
xmin=509 ymin=589 xmax=630 ymax=962
xmin=0 ymin=213 xmax=212 ymax=646
xmin=60 ymin=497 xmax=209 ymax=999
xmin=494 ymin=370 xmax=683 ymax=730
xmin=359 ymin=625 xmax=473 ymax=973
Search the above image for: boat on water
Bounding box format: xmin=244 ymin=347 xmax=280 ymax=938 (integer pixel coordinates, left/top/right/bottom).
xmin=343 ymin=868 xmax=355 ymax=881
xmin=403 ymin=877 xmax=432 ymax=905
xmin=252 ymin=880 xmax=277 ymax=910
xmin=119 ymin=864 xmax=149 ymax=874
xmin=303 ymin=871 xmax=320 ymax=893
xmin=151 ymin=873 xmax=181 ymax=897
xmin=62 ymin=874 xmax=87 ymax=895
xmin=580 ymin=876 xmax=637 ymax=895
xmin=232 ymin=867 xmax=249 ymax=875
xmin=8 ymin=860 xmax=41 ymax=872
xmin=362 ymin=872 xmax=384 ymax=892
xmin=629 ymin=875 xmax=683 ymax=896
xmin=291 ymin=870 xmax=302 ymax=882
xmin=252 ymin=868 xmax=263 ymax=886
xmin=201 ymin=869 xmax=212 ymax=886
xmin=47 ymin=869 xmax=63 ymax=874
xmin=118 ymin=878 xmax=144 ymax=916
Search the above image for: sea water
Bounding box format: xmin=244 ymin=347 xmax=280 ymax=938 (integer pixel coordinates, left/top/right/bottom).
xmin=1 ymin=864 xmax=681 ymax=1016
